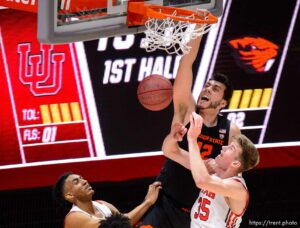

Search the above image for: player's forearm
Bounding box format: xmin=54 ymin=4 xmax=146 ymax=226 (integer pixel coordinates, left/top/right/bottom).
xmin=124 ymin=200 xmax=152 ymax=226
xmin=188 ymin=138 xmax=210 ymax=188
xmin=163 ymin=134 xmax=190 ymax=169
xmin=184 ymin=35 xmax=203 ymax=63
xmin=173 ymin=35 xmax=202 ymax=116
xmin=162 ymin=134 xmax=180 ymax=158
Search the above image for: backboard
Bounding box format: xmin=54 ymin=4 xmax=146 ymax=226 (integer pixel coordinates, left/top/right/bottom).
xmin=38 ymin=0 xmax=223 ymax=44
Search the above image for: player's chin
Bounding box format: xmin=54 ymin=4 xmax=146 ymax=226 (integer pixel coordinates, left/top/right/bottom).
xmin=89 ymin=189 xmax=95 ymax=195
xmin=90 ymin=190 xmax=95 ymax=196
xmin=215 ymin=155 xmax=221 ymax=163
xmin=197 ymin=102 xmax=209 ymax=109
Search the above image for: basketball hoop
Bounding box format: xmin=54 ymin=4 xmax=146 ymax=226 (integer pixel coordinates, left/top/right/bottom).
xmin=127 ymin=2 xmax=218 ymax=55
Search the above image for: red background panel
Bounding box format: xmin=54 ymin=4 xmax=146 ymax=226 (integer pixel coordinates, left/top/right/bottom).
xmin=0 ymin=27 xmax=22 ymax=165
xmin=0 ymin=146 xmax=300 ymax=191
xmin=0 ymin=9 xmax=94 ymax=164
xmin=24 ymin=142 xmax=90 ymax=162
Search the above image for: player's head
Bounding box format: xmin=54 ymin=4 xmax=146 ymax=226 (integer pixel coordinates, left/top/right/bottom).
xmin=234 ymin=134 xmax=259 ymax=172
xmin=53 ymin=172 xmax=73 ymax=206
xmin=216 ymin=134 xmax=259 ymax=173
xmin=197 ymin=73 xmax=233 ymax=111
xmin=211 ymin=73 xmax=233 ymax=102
xmin=53 ymin=172 xmax=94 ymax=205
xmin=99 ymin=213 xmax=131 ymax=228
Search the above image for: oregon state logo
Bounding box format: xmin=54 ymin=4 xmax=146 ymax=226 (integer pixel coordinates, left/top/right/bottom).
xmin=18 ymin=43 xmax=65 ymax=96
xmin=228 ymin=36 xmax=279 ymax=74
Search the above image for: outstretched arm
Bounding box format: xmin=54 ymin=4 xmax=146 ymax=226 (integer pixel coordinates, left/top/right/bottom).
xmin=123 ymin=181 xmax=162 ymax=226
xmin=187 ymin=112 xmax=210 ymax=183
xmin=162 ymin=122 xmax=190 ymax=169
xmin=162 ymin=121 xmax=217 ymax=172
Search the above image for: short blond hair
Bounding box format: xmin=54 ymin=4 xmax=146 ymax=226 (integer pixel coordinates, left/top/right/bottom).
xmin=233 ymin=134 xmax=260 ymax=172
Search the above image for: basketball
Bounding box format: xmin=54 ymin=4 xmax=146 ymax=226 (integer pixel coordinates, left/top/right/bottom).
xmin=137 ymin=75 xmax=173 ymax=111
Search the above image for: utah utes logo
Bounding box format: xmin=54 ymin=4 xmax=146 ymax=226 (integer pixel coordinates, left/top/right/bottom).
xmin=18 ymin=43 xmax=65 ymax=96
xmin=228 ymin=36 xmax=279 ymax=74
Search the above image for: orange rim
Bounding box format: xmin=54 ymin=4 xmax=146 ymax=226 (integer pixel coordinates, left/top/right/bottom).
xmin=146 ymin=5 xmax=218 ymax=24
xmin=127 ymin=2 xmax=218 ymax=26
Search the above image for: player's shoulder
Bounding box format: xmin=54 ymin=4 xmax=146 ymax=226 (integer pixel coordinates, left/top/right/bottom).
xmin=228 ymin=174 xmax=246 ymax=185
xmin=216 ymin=114 xmax=240 ymax=138
xmin=228 ymin=121 xmax=241 ymax=144
xmin=217 ymin=114 xmax=231 ymax=127
xmin=96 ymin=200 xmax=119 ymax=214
xmin=226 ymin=175 xmax=249 ymax=197
xmin=64 ymin=211 xmax=91 ymax=228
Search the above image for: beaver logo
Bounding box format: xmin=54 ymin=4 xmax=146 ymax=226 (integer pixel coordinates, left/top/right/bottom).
xmin=228 ymin=36 xmax=279 ymax=74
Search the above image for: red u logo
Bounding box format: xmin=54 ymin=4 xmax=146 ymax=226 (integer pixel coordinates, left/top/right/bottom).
xmin=18 ymin=43 xmax=65 ymax=96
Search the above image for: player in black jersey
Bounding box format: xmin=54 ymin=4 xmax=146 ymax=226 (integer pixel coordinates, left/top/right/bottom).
xmin=141 ymin=32 xmax=240 ymax=228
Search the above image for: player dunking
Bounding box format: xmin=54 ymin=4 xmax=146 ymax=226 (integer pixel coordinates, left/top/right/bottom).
xmin=163 ymin=112 xmax=259 ymax=227
xmin=141 ymin=30 xmax=240 ymax=227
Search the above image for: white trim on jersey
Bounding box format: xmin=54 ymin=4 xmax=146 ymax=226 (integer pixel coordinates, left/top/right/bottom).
xmin=67 ymin=200 xmax=112 ymax=219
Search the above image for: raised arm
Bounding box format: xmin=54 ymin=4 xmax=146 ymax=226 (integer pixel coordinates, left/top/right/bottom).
xmin=172 ymin=34 xmax=203 ymax=126
xmin=162 ymin=121 xmax=217 ymax=171
xmin=162 ymin=122 xmax=190 ymax=169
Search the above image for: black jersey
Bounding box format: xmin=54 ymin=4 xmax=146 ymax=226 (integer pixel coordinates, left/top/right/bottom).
xmin=157 ymin=114 xmax=231 ymax=209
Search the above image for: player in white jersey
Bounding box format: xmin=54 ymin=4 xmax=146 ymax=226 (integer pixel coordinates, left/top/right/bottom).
xmin=163 ymin=112 xmax=259 ymax=228
xmin=191 ymin=175 xmax=247 ymax=228
xmin=68 ymin=200 xmax=113 ymax=218
xmin=53 ymin=172 xmax=162 ymax=228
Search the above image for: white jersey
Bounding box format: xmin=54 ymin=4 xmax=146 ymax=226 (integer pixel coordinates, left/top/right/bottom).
xmin=68 ymin=200 xmax=112 ymax=219
xmin=191 ymin=175 xmax=248 ymax=228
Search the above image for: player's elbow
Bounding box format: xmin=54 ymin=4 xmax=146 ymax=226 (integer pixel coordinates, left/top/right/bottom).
xmin=162 ymin=143 xmax=175 ymax=158
xmin=162 ymin=138 xmax=171 ymax=157
xmin=193 ymin=173 xmax=211 ymax=189
xmin=161 ymin=145 xmax=169 ymax=157
xmin=162 ymin=134 xmax=175 ymax=151
xmin=162 ymin=141 xmax=180 ymax=160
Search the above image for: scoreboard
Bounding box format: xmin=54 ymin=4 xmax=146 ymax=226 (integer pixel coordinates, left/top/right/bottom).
xmin=0 ymin=11 xmax=96 ymax=165
xmin=214 ymin=0 xmax=300 ymax=144
xmin=0 ymin=0 xmax=300 ymax=190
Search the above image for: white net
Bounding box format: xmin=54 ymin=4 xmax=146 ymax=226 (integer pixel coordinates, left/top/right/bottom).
xmin=143 ymin=10 xmax=212 ymax=55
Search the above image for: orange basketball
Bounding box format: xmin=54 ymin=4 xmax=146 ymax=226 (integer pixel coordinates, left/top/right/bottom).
xmin=137 ymin=75 xmax=173 ymax=111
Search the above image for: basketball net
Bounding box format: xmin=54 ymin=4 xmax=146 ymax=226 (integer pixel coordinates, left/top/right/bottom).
xmin=143 ymin=11 xmax=212 ymax=55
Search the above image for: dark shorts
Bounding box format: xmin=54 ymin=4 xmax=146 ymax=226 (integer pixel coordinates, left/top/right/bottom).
xmin=139 ymin=193 xmax=191 ymax=228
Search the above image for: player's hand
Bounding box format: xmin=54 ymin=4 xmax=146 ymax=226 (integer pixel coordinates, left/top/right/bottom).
xmin=204 ymin=158 xmax=217 ymax=174
xmin=196 ymin=9 xmax=209 ymax=20
xmin=144 ymin=181 xmax=162 ymax=206
xmin=187 ymin=112 xmax=203 ymax=141
xmin=171 ymin=122 xmax=187 ymax=142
